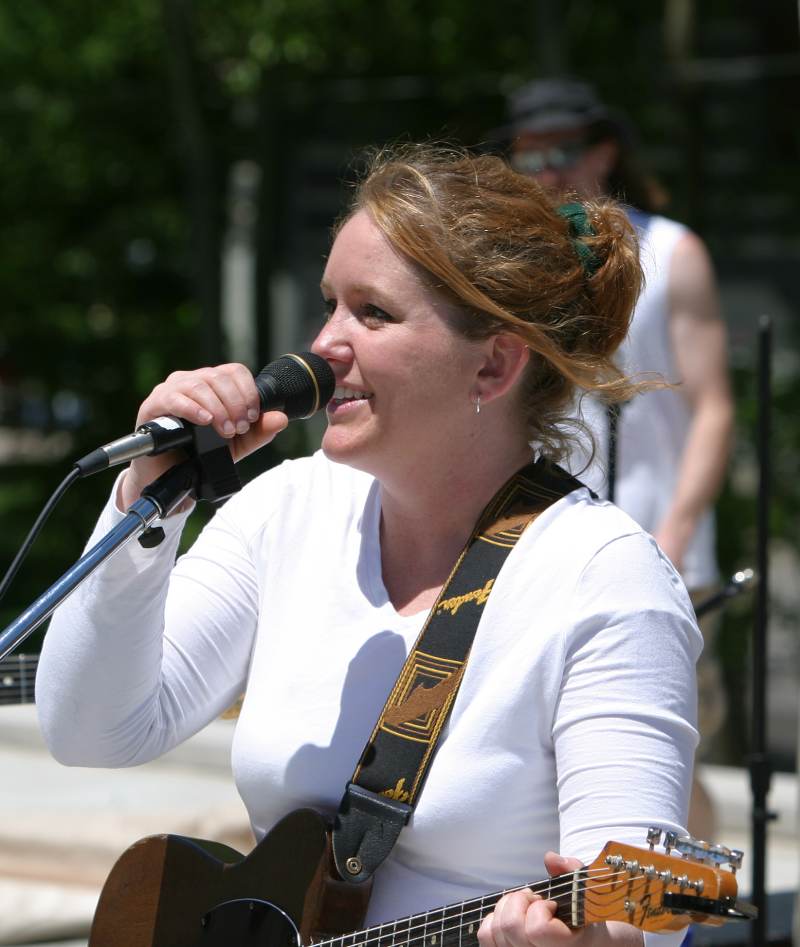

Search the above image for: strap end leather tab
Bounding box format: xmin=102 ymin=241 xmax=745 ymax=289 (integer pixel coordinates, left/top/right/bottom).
xmin=332 ymin=782 xmax=412 ymax=884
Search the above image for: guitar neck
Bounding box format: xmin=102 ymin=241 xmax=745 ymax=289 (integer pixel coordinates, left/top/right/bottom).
xmin=318 ymin=874 xmax=580 ymax=947
xmin=0 ymin=653 xmax=37 ymax=705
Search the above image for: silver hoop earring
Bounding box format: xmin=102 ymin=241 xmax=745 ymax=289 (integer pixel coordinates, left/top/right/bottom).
xmin=474 ymin=393 xmax=481 ymax=415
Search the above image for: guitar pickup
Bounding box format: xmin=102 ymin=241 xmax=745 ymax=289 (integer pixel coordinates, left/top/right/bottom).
xmin=663 ymin=893 xmax=759 ymax=921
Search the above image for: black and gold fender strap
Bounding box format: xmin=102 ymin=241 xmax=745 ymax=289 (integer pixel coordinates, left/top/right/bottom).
xmin=331 ymin=456 xmax=590 ymax=883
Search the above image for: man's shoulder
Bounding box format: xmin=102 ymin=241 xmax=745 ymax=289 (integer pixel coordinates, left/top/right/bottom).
xmin=629 ymin=208 xmax=690 ymax=250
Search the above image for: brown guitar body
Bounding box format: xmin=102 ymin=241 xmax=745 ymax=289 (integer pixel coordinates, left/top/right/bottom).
xmin=89 ymin=808 xmax=371 ymax=947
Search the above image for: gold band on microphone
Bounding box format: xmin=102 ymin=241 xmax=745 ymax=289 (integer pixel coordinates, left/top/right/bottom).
xmin=284 ymin=353 xmax=321 ymax=418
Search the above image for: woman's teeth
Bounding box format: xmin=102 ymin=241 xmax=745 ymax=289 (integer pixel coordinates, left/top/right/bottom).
xmin=333 ymin=386 xmax=372 ymax=401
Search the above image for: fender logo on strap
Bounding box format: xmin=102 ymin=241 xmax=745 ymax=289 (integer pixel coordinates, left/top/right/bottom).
xmin=435 ymin=579 xmax=495 ymax=616
xmin=381 ymin=778 xmax=411 ymax=802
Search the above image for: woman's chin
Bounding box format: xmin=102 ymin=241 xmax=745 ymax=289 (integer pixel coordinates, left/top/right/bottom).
xmin=320 ymin=431 xmax=381 ymax=476
xmin=320 ymin=430 xmax=363 ymax=463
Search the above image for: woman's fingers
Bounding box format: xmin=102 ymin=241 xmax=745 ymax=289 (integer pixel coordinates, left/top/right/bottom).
xmin=478 ymin=889 xmax=568 ymax=947
xmin=139 ymin=364 xmax=259 ymax=439
xmin=477 ymin=851 xmax=588 ymax=947
xmin=228 ymin=410 xmax=289 ymax=463
xmin=120 ymin=363 xmax=288 ymax=508
xmin=543 ymin=852 xmax=584 ymax=876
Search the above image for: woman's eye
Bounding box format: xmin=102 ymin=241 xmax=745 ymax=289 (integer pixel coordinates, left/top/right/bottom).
xmin=322 ymin=299 xmax=336 ymax=320
xmin=362 ymin=304 xmax=393 ymax=324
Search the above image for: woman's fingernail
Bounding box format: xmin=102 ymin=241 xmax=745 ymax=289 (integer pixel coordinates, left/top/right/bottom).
xmin=247 ymin=407 xmax=259 ymax=421
xmin=223 ymin=420 xmax=235 ymax=437
xmin=198 ymin=409 xmax=212 ymax=422
xmin=236 ymin=420 xmax=250 ymax=435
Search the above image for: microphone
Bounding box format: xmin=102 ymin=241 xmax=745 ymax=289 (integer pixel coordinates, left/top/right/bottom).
xmin=74 ymin=352 xmax=335 ymax=478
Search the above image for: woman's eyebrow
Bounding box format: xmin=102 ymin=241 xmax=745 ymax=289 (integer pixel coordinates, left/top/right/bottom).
xmin=320 ymin=280 xmax=387 ymax=299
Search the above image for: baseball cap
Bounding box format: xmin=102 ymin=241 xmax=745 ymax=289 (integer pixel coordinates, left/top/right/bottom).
xmin=493 ymin=77 xmax=632 ymax=144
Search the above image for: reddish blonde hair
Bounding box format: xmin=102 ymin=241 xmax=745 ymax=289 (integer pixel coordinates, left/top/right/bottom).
xmin=341 ymin=144 xmax=644 ymax=456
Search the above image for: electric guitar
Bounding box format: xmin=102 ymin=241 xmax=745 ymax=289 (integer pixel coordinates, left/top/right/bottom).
xmin=88 ymin=808 xmax=756 ymax=947
xmin=0 ymin=652 xmax=37 ymax=705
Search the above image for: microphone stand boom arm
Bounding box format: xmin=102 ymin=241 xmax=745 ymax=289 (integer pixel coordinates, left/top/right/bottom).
xmin=0 ymin=436 xmax=237 ymax=661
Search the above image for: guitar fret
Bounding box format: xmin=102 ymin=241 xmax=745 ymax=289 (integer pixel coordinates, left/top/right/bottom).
xmin=422 ymin=905 xmax=446 ymax=947
xmin=393 ymin=913 xmax=412 ymax=947
xmin=0 ymin=654 xmax=37 ymax=706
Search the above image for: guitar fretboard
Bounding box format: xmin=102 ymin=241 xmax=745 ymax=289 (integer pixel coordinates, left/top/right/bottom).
xmin=0 ymin=653 xmax=37 ymax=705
xmin=314 ymin=873 xmax=585 ymax=947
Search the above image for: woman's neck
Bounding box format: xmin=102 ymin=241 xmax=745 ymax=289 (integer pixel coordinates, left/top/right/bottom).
xmin=378 ymin=440 xmax=533 ymax=616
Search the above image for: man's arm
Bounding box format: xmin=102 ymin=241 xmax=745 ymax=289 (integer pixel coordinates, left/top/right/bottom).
xmin=654 ymin=231 xmax=734 ymax=573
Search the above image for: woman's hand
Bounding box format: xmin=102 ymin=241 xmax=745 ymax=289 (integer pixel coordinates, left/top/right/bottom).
xmin=477 ymin=853 xmax=643 ymax=947
xmin=118 ymin=363 xmax=289 ymax=510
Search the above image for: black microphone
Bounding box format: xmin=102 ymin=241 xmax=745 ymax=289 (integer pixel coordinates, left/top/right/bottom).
xmin=74 ymin=352 xmax=335 ymax=478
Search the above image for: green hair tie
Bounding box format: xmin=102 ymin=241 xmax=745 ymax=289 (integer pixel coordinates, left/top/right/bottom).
xmin=557 ymin=202 xmax=601 ymax=277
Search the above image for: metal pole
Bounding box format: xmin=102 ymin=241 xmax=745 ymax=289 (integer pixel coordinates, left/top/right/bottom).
xmin=0 ymin=498 xmax=162 ymax=660
xmin=749 ymin=314 xmax=773 ymax=946
xmin=0 ymin=458 xmax=199 ymax=661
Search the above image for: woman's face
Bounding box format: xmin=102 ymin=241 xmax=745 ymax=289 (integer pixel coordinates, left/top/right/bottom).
xmin=311 ymin=209 xmax=489 ymax=480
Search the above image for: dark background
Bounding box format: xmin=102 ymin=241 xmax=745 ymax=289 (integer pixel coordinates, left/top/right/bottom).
xmin=1 ymin=1 xmax=799 ymax=770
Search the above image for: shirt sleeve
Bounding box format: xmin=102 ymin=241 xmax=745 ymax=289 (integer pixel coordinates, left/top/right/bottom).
xmin=36 ymin=473 xmax=266 ymax=767
xmin=554 ymin=531 xmax=703 ymax=947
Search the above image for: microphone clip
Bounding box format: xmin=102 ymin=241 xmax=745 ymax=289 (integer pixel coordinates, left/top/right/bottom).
xmin=136 ymin=426 xmax=240 ymax=548
xmin=189 ymin=424 xmax=241 ymax=504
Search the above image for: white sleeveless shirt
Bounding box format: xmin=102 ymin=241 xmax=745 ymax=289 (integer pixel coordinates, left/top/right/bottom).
xmin=566 ymin=210 xmax=718 ymax=588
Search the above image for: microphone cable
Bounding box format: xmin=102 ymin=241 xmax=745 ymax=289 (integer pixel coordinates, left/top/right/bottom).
xmin=0 ymin=467 xmax=81 ymax=605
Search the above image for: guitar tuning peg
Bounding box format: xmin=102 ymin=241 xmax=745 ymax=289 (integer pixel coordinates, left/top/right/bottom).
xmin=707 ymin=843 xmax=733 ymax=866
xmin=646 ymin=827 xmax=662 ymax=850
xmin=664 ymin=831 xmax=679 ymax=854
xmin=729 ymin=849 xmax=744 ymax=872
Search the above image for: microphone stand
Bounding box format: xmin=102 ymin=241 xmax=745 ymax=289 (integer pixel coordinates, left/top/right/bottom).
xmin=749 ymin=315 xmax=775 ymax=946
xmin=693 ymin=568 xmax=756 ymax=620
xmin=0 ymin=428 xmax=240 ymax=662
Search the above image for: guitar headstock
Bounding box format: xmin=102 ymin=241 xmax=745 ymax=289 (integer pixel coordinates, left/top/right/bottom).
xmin=582 ymin=827 xmax=757 ymax=933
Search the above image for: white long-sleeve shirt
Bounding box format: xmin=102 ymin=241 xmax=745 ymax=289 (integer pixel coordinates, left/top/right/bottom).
xmin=37 ymin=451 xmax=701 ymax=942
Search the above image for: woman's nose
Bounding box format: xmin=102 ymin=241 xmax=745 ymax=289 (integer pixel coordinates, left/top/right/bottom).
xmin=534 ymin=167 xmax=561 ymax=189
xmin=311 ymin=310 xmax=350 ymax=363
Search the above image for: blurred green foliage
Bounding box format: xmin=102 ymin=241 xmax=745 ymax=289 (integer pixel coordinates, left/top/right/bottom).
xmin=0 ymin=0 xmax=676 ymax=631
xmin=0 ymin=2 xmax=798 ymax=770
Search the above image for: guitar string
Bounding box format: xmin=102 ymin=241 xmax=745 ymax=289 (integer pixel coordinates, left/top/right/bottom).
xmin=318 ymin=870 xmax=675 ymax=947
xmin=0 ymin=656 xmax=38 ymax=700
xmin=313 ymin=866 xmax=644 ymax=947
xmin=341 ymin=862 xmax=702 ymax=947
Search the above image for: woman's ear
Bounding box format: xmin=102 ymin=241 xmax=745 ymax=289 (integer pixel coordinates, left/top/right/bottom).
xmin=476 ymin=334 xmax=530 ymax=404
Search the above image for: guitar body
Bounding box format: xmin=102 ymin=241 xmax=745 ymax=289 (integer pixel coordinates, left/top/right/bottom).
xmin=89 ymin=808 xmax=372 ymax=947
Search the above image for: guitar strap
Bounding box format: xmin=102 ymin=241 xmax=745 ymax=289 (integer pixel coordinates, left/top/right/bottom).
xmin=332 ymin=456 xmax=590 ymax=884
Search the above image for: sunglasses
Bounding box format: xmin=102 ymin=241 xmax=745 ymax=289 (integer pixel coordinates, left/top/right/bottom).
xmin=511 ymin=140 xmax=588 ymax=174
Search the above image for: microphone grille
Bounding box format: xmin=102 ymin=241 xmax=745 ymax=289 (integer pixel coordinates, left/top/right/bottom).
xmin=263 ymin=352 xmax=335 ymax=420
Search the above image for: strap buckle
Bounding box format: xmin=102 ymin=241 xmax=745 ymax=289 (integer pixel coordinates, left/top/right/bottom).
xmin=331 ymin=782 xmax=412 ymax=884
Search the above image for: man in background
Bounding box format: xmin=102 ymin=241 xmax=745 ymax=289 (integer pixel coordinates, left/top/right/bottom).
xmin=498 ymin=77 xmax=734 ymax=841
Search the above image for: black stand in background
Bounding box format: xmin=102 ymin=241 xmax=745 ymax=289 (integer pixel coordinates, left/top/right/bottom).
xmin=607 ymin=319 xmax=775 ymax=944
xmin=749 ymin=315 xmax=775 ymax=947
